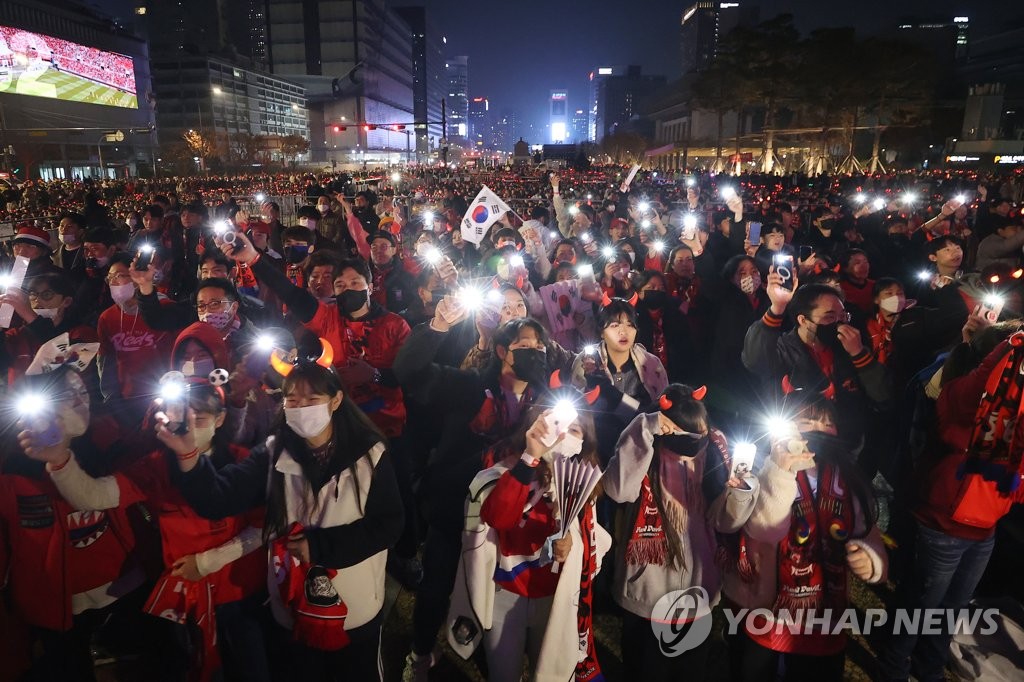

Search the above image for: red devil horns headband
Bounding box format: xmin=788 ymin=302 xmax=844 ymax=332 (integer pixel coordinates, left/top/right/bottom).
xmin=601 ymin=292 xmax=640 ymax=308
xmin=659 ymin=385 xmax=707 ymax=410
xmin=270 ymin=337 xmax=334 ymax=376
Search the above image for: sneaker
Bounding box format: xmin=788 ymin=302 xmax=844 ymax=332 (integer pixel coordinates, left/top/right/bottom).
xmin=401 ymin=650 xmax=437 ymax=682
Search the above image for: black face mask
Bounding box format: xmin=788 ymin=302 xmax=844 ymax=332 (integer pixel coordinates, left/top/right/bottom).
xmin=642 ymin=290 xmax=668 ymax=308
xmin=338 ymin=288 xmax=369 ymax=316
xmin=284 ymin=245 xmax=309 ymax=264
xmin=802 ymin=431 xmax=850 ymax=463
xmin=509 ymin=347 xmax=547 ymax=384
xmin=659 ymin=433 xmax=708 ymax=457
xmin=814 ymin=321 xmax=842 ymax=348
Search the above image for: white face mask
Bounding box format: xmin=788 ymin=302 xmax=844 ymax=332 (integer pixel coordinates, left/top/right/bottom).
xmin=181 ymin=358 xmax=215 ymax=378
xmin=59 ymin=233 xmax=78 ymax=246
xmin=547 ymin=433 xmax=583 ymax=460
xmin=64 ymin=401 xmax=90 ymax=438
xmin=298 ymin=217 xmax=313 ymax=229
xmin=317 ymin=204 xmax=329 ymax=214
xmin=110 ymin=282 xmax=136 ymax=306
xmin=285 ymin=403 xmax=333 ymax=439
xmin=33 ymin=307 xmax=60 ymax=320
xmin=879 ymin=295 xmax=905 ymax=314
xmin=193 ymin=422 xmax=217 ymax=453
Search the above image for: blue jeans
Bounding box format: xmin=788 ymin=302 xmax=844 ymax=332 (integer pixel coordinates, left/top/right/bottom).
xmin=879 ymin=522 xmax=995 ymax=681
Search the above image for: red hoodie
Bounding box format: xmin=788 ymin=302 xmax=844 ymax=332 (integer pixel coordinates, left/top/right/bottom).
xmin=171 ymin=321 xmax=233 ymax=372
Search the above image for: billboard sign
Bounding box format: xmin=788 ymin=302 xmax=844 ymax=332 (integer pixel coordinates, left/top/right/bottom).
xmin=0 ymin=25 xmax=137 ymax=109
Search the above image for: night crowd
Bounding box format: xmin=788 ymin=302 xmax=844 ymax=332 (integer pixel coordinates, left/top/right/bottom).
xmin=1 ymin=164 xmax=1023 ymax=682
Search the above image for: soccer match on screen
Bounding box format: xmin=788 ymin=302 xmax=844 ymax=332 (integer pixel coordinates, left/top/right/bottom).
xmin=0 ymin=25 xmax=137 ymax=109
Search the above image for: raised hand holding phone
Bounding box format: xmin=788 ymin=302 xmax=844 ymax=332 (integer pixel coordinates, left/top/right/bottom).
xmin=766 ymin=267 xmax=796 ymax=314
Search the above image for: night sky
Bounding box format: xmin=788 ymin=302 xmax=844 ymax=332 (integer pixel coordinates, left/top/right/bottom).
xmin=92 ymin=0 xmax=1009 ymax=140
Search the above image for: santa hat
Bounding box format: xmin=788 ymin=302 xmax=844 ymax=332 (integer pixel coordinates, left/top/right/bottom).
xmin=14 ymin=225 xmax=51 ymax=251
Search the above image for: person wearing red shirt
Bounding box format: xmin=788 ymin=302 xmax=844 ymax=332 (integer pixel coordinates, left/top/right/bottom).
xmin=838 ymin=249 xmax=875 ymax=315
xmin=219 ymin=232 xmax=411 ymax=439
xmin=4 ymin=364 xmax=151 ymax=681
xmin=41 ymin=383 xmax=269 ymax=681
xmin=454 ymin=405 xmax=610 ymax=682
xmin=96 ymin=254 xmax=180 ymax=427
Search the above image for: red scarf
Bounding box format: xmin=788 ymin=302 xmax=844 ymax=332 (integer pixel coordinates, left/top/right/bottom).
xmin=143 ymin=571 xmax=218 ymax=681
xmin=575 ymin=504 xmax=604 ymax=681
xmin=625 ymin=476 xmax=667 ymax=567
xmin=773 ymin=466 xmax=853 ymax=614
xmin=271 ymin=524 xmax=350 ymax=650
xmin=964 ymin=334 xmax=1024 ymax=493
xmin=647 ymin=308 xmax=668 ymax=367
xmin=868 ymin=314 xmax=895 ymax=365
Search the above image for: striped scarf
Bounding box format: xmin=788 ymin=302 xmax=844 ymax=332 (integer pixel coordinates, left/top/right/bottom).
xmin=964 ymin=333 xmax=1024 ymax=493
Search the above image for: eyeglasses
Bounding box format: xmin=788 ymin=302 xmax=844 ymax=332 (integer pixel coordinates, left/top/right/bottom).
xmin=814 ymin=310 xmax=851 ymax=325
xmin=106 ymin=272 xmax=132 ymax=284
xmin=28 ymin=290 xmax=58 ymax=302
xmin=196 ymin=299 xmax=234 ymax=312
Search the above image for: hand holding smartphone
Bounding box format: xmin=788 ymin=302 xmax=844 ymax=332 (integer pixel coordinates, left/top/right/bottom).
xmin=747 ymin=221 xmax=762 ymax=245
xmin=773 ymin=253 xmax=795 ymax=291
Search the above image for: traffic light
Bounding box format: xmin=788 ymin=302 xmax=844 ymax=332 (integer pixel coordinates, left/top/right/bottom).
xmin=333 ymin=125 xmax=341 ymax=133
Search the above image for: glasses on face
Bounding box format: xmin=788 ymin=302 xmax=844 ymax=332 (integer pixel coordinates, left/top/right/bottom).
xmin=106 ymin=272 xmax=132 ymax=284
xmin=196 ymin=299 xmax=234 ymax=313
xmin=28 ymin=289 xmax=58 ymax=302
xmin=815 ymin=310 xmax=851 ymax=325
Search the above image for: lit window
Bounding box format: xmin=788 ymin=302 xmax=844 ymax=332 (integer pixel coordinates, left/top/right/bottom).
xmin=135 ymin=6 xmax=147 ymax=15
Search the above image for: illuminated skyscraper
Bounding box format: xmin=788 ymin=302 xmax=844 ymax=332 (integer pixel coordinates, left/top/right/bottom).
xmin=446 ymin=56 xmax=469 ymax=139
xmin=550 ymin=90 xmax=568 ymax=143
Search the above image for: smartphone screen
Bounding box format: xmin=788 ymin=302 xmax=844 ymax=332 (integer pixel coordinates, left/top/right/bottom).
xmin=747 ymin=221 xmax=762 ymax=245
xmin=774 ymin=254 xmax=795 ymax=290
xmin=798 ymin=245 xmax=813 ymax=262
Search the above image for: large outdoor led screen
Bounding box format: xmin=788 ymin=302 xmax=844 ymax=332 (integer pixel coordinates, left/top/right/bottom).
xmin=0 ymin=26 xmax=138 ymax=109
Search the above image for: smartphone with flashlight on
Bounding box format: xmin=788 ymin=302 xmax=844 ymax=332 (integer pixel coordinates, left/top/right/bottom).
xmin=730 ymin=442 xmax=756 ymax=479
xmin=16 ymin=394 xmax=62 ymax=449
xmin=773 ymin=253 xmax=795 ymax=291
xmin=542 ymin=401 xmax=579 ymax=447
xmin=135 ymin=243 xmax=155 ymax=271
xmin=979 ymin=294 xmax=1004 ymax=324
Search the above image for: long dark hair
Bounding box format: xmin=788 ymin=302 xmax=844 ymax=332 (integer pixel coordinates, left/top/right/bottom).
xmin=792 ymin=397 xmax=877 ymax=534
xmin=264 ymin=363 xmax=386 ymax=541
xmin=648 ymin=383 xmax=709 ymax=568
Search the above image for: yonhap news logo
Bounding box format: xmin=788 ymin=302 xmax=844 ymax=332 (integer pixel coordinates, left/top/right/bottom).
xmin=649 ymin=587 xmax=714 ymax=656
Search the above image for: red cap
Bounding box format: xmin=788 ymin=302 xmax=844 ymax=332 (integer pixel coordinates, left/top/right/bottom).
xmin=248 ymin=219 xmax=271 ymax=235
